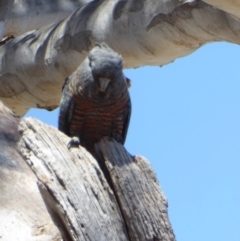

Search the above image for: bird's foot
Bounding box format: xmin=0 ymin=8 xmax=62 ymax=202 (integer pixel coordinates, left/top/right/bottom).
xmin=67 ymin=136 xmax=81 ymax=149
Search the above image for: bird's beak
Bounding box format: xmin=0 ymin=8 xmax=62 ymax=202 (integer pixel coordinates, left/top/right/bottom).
xmin=99 ymin=78 xmax=111 ymax=92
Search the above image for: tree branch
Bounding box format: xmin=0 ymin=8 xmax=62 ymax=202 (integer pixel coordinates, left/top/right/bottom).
xmin=17 ymin=117 xmax=175 ymax=241
xmin=96 ymin=139 xmax=175 ymax=241
xmin=1 ymin=0 xmax=240 ymax=116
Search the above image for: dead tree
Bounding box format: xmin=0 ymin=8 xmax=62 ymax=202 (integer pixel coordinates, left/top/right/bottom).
xmin=1 ymin=0 xmax=239 ymax=240
xmin=16 ymin=116 xmax=175 ymax=241
xmin=0 ymin=101 xmax=175 ymax=240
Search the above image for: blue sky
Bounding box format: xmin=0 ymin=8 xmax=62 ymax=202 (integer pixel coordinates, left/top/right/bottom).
xmin=25 ymin=42 xmax=240 ymax=241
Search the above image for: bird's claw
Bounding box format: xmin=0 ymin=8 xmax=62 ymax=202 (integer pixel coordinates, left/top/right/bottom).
xmin=67 ymin=136 xmax=81 ymax=149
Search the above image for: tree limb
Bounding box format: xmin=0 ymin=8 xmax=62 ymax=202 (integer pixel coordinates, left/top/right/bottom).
xmin=96 ymin=139 xmax=175 ymax=241
xmin=5 ymin=0 xmax=240 ymax=37
xmin=1 ymin=0 xmax=240 ymax=116
xmin=17 ymin=117 xmax=175 ymax=241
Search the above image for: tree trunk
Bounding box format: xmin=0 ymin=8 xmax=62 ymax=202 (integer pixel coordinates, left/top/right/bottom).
xmin=16 ymin=117 xmax=175 ymax=241
xmin=0 ymin=102 xmax=61 ymax=241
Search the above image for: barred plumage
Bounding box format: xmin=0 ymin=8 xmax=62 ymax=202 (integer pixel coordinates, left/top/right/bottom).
xmin=58 ymin=43 xmax=131 ymax=154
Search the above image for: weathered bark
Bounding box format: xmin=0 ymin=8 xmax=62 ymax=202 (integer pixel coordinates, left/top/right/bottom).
xmin=1 ymin=0 xmax=240 ymax=116
xmin=0 ymin=0 xmax=13 ymax=39
xmin=4 ymin=0 xmax=240 ymax=37
xmin=203 ymin=0 xmax=240 ymax=19
xmin=17 ymin=117 xmax=175 ymax=241
xmin=96 ymin=140 xmax=175 ymax=241
xmin=0 ymin=102 xmax=61 ymax=241
xmin=5 ymin=0 xmax=89 ymax=37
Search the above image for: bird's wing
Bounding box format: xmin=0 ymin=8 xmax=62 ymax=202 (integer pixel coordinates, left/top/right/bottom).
xmin=58 ymin=77 xmax=74 ymax=136
xmin=121 ymin=98 xmax=132 ymax=144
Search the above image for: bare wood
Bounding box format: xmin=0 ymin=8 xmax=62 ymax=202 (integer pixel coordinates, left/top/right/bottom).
xmin=4 ymin=0 xmax=240 ymax=37
xmin=18 ymin=118 xmax=130 ymax=241
xmin=96 ymin=139 xmax=175 ymax=241
xmin=17 ymin=117 xmax=175 ymax=241
xmin=1 ymin=1 xmax=240 ymax=116
xmin=0 ymin=102 xmax=60 ymax=241
xmin=203 ymin=0 xmax=240 ymax=18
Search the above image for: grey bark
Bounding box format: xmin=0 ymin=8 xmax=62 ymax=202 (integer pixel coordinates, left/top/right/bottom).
xmin=1 ymin=0 xmax=240 ymax=116
xmin=96 ymin=139 xmax=175 ymax=241
xmin=5 ymin=0 xmax=90 ymax=37
xmin=0 ymin=0 xmax=14 ymax=39
xmin=4 ymin=0 xmax=240 ymax=37
xmin=0 ymin=102 xmax=61 ymax=241
xmin=17 ymin=117 xmax=175 ymax=241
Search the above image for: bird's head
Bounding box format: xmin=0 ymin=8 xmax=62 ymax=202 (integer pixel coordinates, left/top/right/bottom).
xmin=88 ymin=43 xmax=127 ymax=94
xmin=72 ymin=43 xmax=130 ymax=97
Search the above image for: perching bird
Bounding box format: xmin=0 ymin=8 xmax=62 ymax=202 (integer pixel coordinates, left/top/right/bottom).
xmin=58 ymin=43 xmax=131 ymax=154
